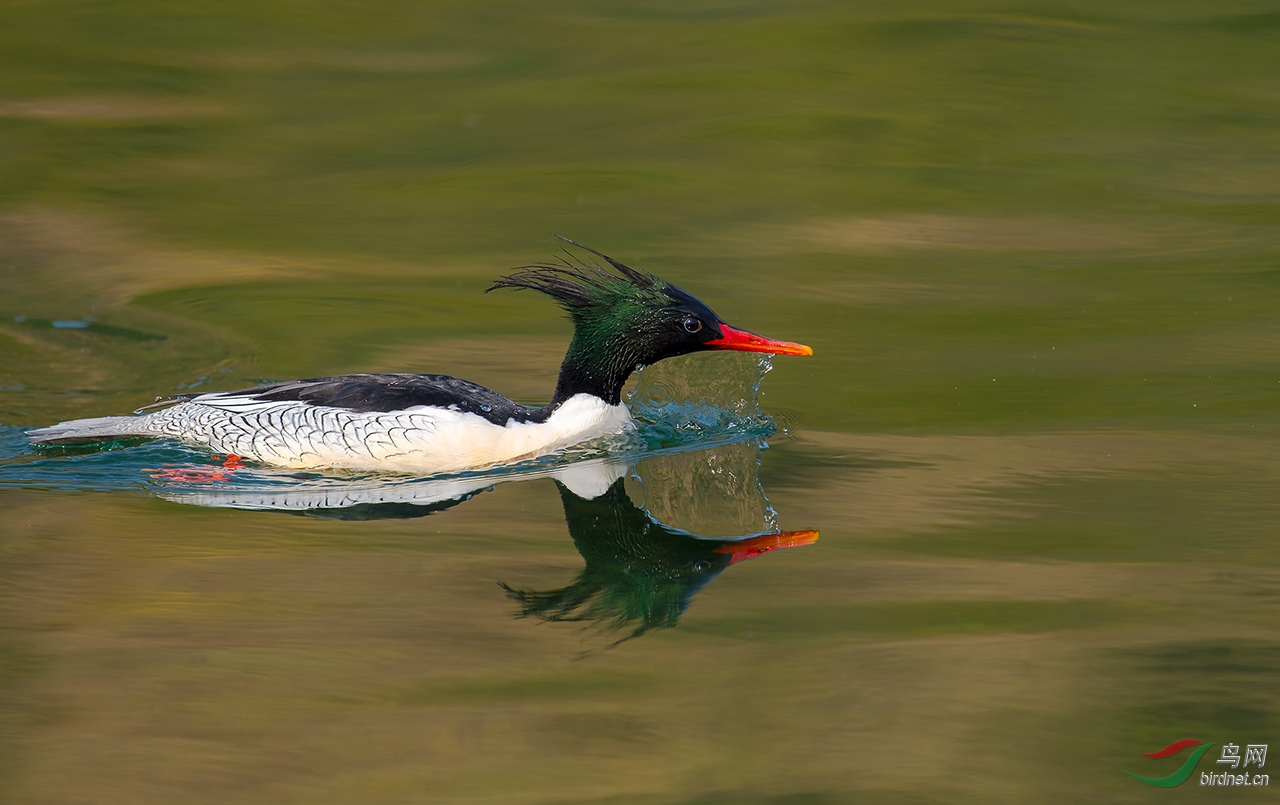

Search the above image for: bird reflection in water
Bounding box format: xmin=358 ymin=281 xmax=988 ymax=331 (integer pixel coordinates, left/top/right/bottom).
xmin=504 ymin=474 xmax=816 ymax=644
xmin=155 ymin=441 xmax=817 ymax=642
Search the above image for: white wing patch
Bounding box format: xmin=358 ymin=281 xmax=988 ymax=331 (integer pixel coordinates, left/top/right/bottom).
xmin=185 ymin=391 xmax=293 ymax=415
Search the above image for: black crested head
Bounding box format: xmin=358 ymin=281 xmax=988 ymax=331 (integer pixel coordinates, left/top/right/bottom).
xmin=487 ymin=236 xmax=730 ymax=406
xmin=487 ymin=235 xmax=664 ymax=312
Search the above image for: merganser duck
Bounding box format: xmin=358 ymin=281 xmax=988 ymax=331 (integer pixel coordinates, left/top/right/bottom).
xmin=29 ymin=238 xmax=812 ymax=474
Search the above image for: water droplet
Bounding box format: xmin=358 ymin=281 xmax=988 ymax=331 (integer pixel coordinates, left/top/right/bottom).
xmin=479 ymin=403 xmax=492 ymax=413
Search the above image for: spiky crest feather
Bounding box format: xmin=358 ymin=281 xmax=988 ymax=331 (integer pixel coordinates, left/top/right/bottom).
xmin=485 ymin=235 xmax=664 ymax=315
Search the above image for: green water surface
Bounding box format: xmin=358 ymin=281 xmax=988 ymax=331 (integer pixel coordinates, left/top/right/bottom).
xmin=2 ymin=1 xmax=1279 ymax=802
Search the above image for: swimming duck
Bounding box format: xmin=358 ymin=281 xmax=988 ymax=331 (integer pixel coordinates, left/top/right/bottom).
xmin=29 ymin=238 xmax=812 ymax=474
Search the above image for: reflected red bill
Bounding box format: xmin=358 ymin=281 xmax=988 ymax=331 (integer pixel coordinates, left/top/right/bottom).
xmin=714 ymin=529 xmax=820 ymax=564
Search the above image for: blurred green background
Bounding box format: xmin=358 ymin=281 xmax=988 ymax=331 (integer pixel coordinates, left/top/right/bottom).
xmin=1 ymin=1 xmax=1279 ymax=802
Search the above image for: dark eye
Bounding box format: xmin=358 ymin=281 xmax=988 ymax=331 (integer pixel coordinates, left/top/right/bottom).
xmin=682 ymin=316 xmax=703 ymax=334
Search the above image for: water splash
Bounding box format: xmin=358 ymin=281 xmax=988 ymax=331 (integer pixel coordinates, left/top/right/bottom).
xmin=624 ymin=352 xmax=775 ymax=451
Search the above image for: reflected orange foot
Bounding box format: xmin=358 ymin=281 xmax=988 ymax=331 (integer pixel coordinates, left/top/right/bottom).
xmin=147 ymin=454 xmax=244 ymax=483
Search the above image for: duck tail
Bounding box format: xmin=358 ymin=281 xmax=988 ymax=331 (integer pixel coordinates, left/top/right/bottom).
xmin=28 ymin=415 xmax=155 ymax=446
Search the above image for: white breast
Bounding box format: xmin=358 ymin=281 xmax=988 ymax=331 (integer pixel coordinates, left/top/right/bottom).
xmin=138 ymin=393 xmax=634 ymax=475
